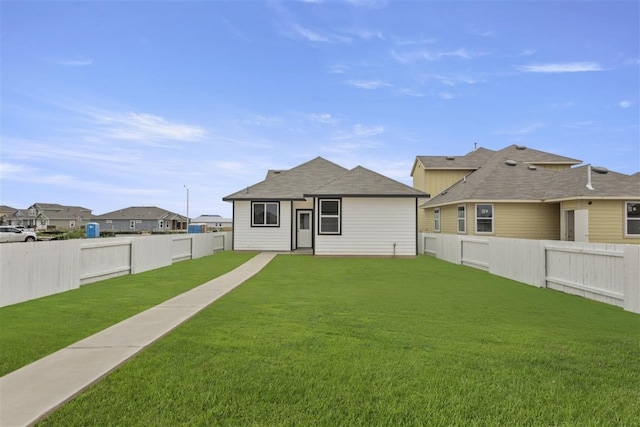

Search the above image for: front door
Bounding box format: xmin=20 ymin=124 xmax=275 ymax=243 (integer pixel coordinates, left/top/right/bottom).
xmin=297 ymin=210 xmax=312 ymax=248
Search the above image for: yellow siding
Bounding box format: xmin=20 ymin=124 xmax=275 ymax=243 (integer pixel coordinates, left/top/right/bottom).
xmin=587 ymin=200 xmax=639 ymax=244
xmin=417 ymin=204 xmax=429 ymax=232
xmin=493 ymin=203 xmax=560 ymax=240
xmin=532 ymin=164 xmax=574 ymax=171
xmin=440 ymin=204 xmax=461 ymax=234
xmin=423 ymin=202 xmax=560 ymax=240
xmin=424 ymin=170 xmax=470 ymax=196
xmin=412 ymin=163 xmax=425 ymax=190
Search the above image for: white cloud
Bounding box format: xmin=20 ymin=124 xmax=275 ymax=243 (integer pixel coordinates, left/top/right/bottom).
xmin=346 ymin=79 xmax=391 ymax=90
xmin=516 ymin=62 xmax=603 ymax=73
xmin=391 ymin=48 xmax=481 ymax=63
xmin=308 ymin=113 xmax=340 ymax=125
xmin=439 ymin=92 xmax=455 ymax=100
xmin=435 ymin=74 xmax=479 ymax=86
xmin=238 ymin=114 xmax=284 ymax=127
xmin=334 ymin=124 xmax=384 ymax=139
xmin=396 ymin=88 xmax=424 ymax=97
xmin=495 ymin=123 xmax=544 ymax=135
xmin=57 ymin=58 xmax=93 ymax=66
xmin=95 ymin=112 xmax=207 ymax=143
xmin=328 ymin=64 xmax=349 ymax=74
xmin=619 ymin=100 xmax=633 ymax=108
xmin=518 ymin=49 xmax=537 ymax=57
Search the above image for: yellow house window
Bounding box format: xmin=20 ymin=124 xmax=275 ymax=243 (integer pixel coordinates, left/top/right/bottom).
xmin=457 ymin=205 xmax=466 ymax=233
xmin=476 ymin=204 xmax=494 ymax=233
xmin=626 ymin=202 xmax=640 ymax=236
xmin=434 ymin=208 xmax=440 ymax=232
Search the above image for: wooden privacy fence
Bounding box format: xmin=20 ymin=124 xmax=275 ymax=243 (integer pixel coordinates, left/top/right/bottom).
xmin=420 ymin=233 xmax=639 ymax=314
xmin=1 ymin=232 xmax=231 ymax=308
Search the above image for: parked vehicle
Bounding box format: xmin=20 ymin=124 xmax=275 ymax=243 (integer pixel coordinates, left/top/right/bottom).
xmin=0 ymin=226 xmax=37 ymax=243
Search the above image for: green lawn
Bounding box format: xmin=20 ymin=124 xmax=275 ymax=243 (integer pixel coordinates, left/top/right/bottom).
xmin=35 ymin=255 xmax=639 ymax=426
xmin=0 ymin=251 xmax=257 ymax=376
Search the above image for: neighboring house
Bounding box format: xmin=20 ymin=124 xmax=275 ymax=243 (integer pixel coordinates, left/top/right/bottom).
xmin=414 ymin=144 xmax=640 ymax=244
xmin=191 ymin=214 xmax=233 ymax=230
xmin=0 ymin=205 xmax=33 ymax=228
xmin=93 ymin=206 xmax=188 ymax=233
xmin=223 ymin=157 xmax=428 ymax=256
xmin=27 ymin=203 xmax=93 ymax=231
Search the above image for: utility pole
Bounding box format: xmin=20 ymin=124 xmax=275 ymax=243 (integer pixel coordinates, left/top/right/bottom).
xmin=183 ymin=185 xmax=189 ymax=230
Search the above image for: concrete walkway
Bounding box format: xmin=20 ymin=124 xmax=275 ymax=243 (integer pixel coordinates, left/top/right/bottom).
xmin=0 ymin=252 xmax=277 ymax=427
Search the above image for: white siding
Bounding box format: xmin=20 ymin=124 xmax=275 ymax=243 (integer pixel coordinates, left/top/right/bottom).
xmin=232 ymin=201 xmax=292 ymax=251
xmin=315 ymin=197 xmax=417 ymax=256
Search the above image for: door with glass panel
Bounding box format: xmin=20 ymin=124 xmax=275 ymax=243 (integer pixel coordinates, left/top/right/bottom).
xmin=297 ymin=210 xmax=312 ymax=248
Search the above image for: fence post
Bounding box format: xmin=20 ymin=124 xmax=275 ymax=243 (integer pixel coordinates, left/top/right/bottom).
xmin=623 ymin=245 xmax=640 ymax=314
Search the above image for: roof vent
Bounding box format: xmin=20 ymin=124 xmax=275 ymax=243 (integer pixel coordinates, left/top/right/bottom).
xmin=505 ymin=159 xmax=517 ymax=166
xmin=445 ymin=156 xmax=455 ymax=160
xmin=515 ymin=145 xmax=527 ymax=150
xmin=528 ymin=165 xmax=537 ymax=170
xmin=592 ymin=166 xmax=609 ymax=174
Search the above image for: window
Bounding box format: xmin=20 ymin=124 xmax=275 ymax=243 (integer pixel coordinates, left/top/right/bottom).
xmin=252 ymin=202 xmax=279 ymax=227
xmin=130 ymin=220 xmax=136 ymax=229
xmin=69 ymin=221 xmax=76 ymax=228
xmin=626 ymin=202 xmax=640 ymax=236
xmin=158 ymin=220 xmax=164 ymax=229
xmin=457 ymin=205 xmax=466 ymax=233
xmin=319 ymin=199 xmax=340 ymax=234
xmin=433 ymin=208 xmax=440 ymax=232
xmin=476 ymin=204 xmax=494 ymax=233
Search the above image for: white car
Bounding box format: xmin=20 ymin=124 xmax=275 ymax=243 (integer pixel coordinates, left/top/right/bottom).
xmin=0 ymin=226 xmax=37 ymax=243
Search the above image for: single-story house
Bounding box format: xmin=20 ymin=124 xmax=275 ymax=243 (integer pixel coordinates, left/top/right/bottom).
xmin=27 ymin=203 xmax=93 ymax=230
xmin=416 ymin=145 xmax=640 ymax=244
xmin=191 ymin=214 xmax=233 ymax=230
xmin=223 ymin=157 xmax=428 ymax=256
xmin=93 ymin=206 xmax=188 ymax=233
xmin=0 ymin=205 xmax=32 ymax=228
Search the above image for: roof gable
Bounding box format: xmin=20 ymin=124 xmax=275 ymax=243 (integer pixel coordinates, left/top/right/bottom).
xmin=306 ymin=166 xmax=428 ymax=197
xmin=223 ymin=157 xmax=349 ymax=201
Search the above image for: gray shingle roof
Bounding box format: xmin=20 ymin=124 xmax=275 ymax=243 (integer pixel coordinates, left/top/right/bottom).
xmin=30 ymin=203 xmax=92 ymax=220
xmin=415 ymin=147 xmax=496 ymax=169
xmin=94 ymin=206 xmax=185 ymax=220
xmin=305 ymin=166 xmax=428 ymax=197
xmin=544 ymin=166 xmax=640 ymax=200
xmin=224 ymin=157 xmax=428 ymax=201
xmin=421 ymin=146 xmax=638 ymax=208
xmin=223 ymin=157 xmax=349 ymax=201
xmin=414 ymin=145 xmax=580 ymax=172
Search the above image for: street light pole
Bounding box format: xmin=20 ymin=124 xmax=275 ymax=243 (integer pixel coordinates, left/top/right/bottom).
xmin=183 ymin=185 xmax=189 ymax=230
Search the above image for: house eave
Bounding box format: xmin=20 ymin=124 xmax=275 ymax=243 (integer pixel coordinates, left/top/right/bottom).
xmin=420 ymin=198 xmax=547 ymax=208
xmin=304 ymin=193 xmax=429 ymax=198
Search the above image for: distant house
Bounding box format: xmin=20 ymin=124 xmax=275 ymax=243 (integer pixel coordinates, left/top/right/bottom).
xmin=93 ymin=206 xmax=188 ymax=233
xmin=223 ymin=157 xmax=427 ymax=256
xmin=27 ymin=203 xmax=93 ymax=231
xmin=413 ymin=145 xmax=640 ymax=244
xmin=0 ymin=205 xmax=31 ymax=228
xmin=191 ymin=214 xmax=233 ymax=230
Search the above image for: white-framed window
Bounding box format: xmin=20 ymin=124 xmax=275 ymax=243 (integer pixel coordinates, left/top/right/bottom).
xmin=252 ymin=202 xmax=279 ymax=227
xmin=158 ymin=220 xmax=164 ymax=229
xmin=69 ymin=220 xmax=76 ymax=228
xmin=106 ymin=220 xmax=112 ymax=224
xmin=130 ymin=220 xmax=136 ymax=229
xmin=433 ymin=208 xmax=441 ymax=232
xmin=319 ymin=199 xmax=341 ymax=234
xmin=626 ymin=201 xmax=640 ymax=236
xmin=457 ymin=205 xmax=466 ymax=233
xmin=476 ymin=204 xmax=494 ymax=233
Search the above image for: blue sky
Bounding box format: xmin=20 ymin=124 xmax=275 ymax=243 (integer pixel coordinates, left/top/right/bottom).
xmin=1 ymin=0 xmax=638 ymax=218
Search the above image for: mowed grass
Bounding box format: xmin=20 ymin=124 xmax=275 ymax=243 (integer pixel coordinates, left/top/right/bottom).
xmin=0 ymin=251 xmax=257 ymax=376
xmin=38 ymin=255 xmax=639 ymax=426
